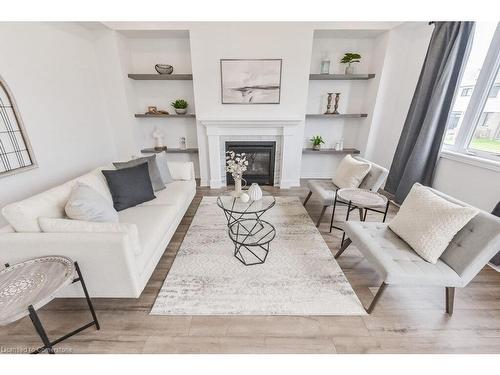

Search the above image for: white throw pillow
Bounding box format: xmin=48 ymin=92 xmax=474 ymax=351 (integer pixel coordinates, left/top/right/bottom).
xmin=39 ymin=217 xmax=141 ymax=255
xmin=332 ymin=155 xmax=371 ymax=189
xmin=65 ymin=183 xmax=118 ymax=222
xmin=389 ymin=184 xmax=479 ymax=264
xmin=168 ymin=161 xmax=193 ymax=181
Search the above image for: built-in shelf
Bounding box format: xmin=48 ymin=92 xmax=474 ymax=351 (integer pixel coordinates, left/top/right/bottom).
xmin=309 ymin=74 xmax=375 ymax=80
xmin=302 ymin=148 xmax=360 ymax=154
xmin=306 ymin=113 xmax=367 ymax=119
xmin=128 ymin=74 xmax=193 ymax=80
xmin=141 ymin=147 xmax=199 ymax=154
xmin=135 ymin=114 xmax=196 ymax=118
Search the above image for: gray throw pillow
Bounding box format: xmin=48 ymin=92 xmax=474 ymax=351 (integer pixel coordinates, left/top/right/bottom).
xmin=113 ymin=155 xmax=165 ymax=191
xmin=145 ymin=152 xmax=174 ymax=185
xmin=102 ymin=162 xmax=156 ymax=211
xmin=65 ymin=183 xmax=119 ymax=222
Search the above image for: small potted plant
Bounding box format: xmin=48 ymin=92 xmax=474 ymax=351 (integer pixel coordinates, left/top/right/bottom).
xmin=171 ymin=99 xmax=189 ymax=115
xmin=340 ymin=53 xmax=361 ymax=75
xmin=310 ymin=135 xmax=325 ymax=151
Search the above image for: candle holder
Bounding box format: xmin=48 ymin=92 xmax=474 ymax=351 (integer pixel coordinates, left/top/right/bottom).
xmin=333 ymin=93 xmax=341 ymax=114
xmin=324 ymin=93 xmax=334 ymax=114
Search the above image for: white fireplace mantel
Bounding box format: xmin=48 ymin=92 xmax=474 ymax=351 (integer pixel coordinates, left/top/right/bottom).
xmin=200 ymin=119 xmax=302 ymax=189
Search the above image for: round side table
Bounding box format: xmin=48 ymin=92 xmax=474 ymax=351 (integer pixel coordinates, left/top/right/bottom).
xmin=330 ymin=188 xmax=389 ymax=244
xmin=0 ymin=256 xmax=100 ymax=354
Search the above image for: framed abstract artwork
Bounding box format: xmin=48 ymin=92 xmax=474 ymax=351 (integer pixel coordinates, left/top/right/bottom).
xmin=220 ymin=59 xmax=282 ymax=104
xmin=0 ymin=75 xmax=36 ymax=177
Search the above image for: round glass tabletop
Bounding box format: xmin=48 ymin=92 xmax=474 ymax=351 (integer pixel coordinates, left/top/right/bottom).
xmin=217 ymin=195 xmax=276 ymax=215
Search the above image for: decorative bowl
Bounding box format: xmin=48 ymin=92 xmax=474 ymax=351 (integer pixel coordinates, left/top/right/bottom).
xmin=155 ymin=64 xmax=173 ymax=75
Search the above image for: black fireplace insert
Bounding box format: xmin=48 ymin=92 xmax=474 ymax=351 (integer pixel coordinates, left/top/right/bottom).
xmin=225 ymin=141 xmax=276 ymax=186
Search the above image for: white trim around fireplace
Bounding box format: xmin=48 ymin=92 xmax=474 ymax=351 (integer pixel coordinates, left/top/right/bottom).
xmin=201 ymin=120 xmax=302 ymax=189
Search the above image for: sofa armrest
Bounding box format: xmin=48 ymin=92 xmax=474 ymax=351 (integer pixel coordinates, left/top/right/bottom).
xmin=168 ymin=161 xmax=195 ymax=180
xmin=0 ymin=231 xmax=142 ymax=297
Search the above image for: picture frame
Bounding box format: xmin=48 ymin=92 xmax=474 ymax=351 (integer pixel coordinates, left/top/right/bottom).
xmin=220 ymin=59 xmax=282 ymax=104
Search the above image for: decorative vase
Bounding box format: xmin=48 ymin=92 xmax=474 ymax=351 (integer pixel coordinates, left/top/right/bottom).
xmin=313 ymin=144 xmax=321 ymax=151
xmin=239 ymin=192 xmax=250 ymax=203
xmin=174 ymin=108 xmax=187 ymax=115
xmin=345 ymin=64 xmax=354 ymax=75
xmin=233 ymin=178 xmax=242 ymax=197
xmin=155 ymin=64 xmax=173 ymax=74
xmin=248 ymin=183 xmax=263 ymax=201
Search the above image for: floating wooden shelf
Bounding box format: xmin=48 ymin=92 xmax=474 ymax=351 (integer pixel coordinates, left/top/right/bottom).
xmin=306 ymin=113 xmax=367 ymax=119
xmin=135 ymin=114 xmax=196 ymax=118
xmin=128 ymin=74 xmax=193 ymax=80
xmin=141 ymin=148 xmax=199 ymax=154
xmin=309 ymin=74 xmax=375 ymax=80
xmin=302 ymin=148 xmax=360 ymax=154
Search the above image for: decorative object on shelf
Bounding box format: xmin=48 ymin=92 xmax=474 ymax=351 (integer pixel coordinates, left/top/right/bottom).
xmin=171 ymin=99 xmax=188 ymax=115
xmin=324 ymin=92 xmax=334 ymax=114
xmin=320 ymin=52 xmax=331 ymax=74
xmin=239 ymin=192 xmax=250 ymax=203
xmin=154 ymin=64 xmax=173 ymax=75
xmin=0 ymin=75 xmax=37 ymax=177
xmin=340 ymin=53 xmax=361 ymax=75
xmin=310 ymin=135 xmax=325 ymax=151
xmin=225 ymin=150 xmax=248 ymax=197
xmin=248 ymin=183 xmax=263 ymax=201
xmin=333 ymin=93 xmax=341 ymax=114
xmin=220 ymin=59 xmax=282 ymax=104
xmin=146 ymin=106 xmax=169 ymax=115
xmin=180 ymin=137 xmax=187 ymax=150
xmin=152 ymin=127 xmax=165 ymax=150
xmin=334 ymin=139 xmax=344 ymax=151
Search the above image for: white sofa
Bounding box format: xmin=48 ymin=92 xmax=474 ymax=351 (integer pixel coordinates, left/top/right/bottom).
xmin=0 ymin=161 xmax=196 ymax=298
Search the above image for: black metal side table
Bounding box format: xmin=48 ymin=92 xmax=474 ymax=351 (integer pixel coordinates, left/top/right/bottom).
xmin=330 ymin=188 xmax=390 ymax=245
xmin=217 ymin=195 xmax=276 ymax=266
xmin=0 ymin=256 xmax=100 ymax=354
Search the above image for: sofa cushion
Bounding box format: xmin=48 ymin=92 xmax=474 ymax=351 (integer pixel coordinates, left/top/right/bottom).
xmin=389 ymin=184 xmax=478 ymax=264
xmin=140 ymin=180 xmax=196 ymax=210
xmin=2 ymin=168 xmax=111 ymax=232
xmin=332 ymin=155 xmax=371 ymax=189
xmin=343 ymin=221 xmax=464 ymax=287
xmin=114 ymin=155 xmax=165 ymax=192
xmin=65 ymin=183 xmax=118 ymax=222
xmin=118 ymin=204 xmax=178 ymax=264
xmin=102 ymin=163 xmax=156 ymax=211
xmin=168 ymin=161 xmax=194 ymax=181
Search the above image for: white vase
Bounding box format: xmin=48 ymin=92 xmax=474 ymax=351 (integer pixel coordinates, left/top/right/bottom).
xmin=233 ymin=178 xmax=242 ymax=197
xmin=248 ymin=183 xmax=263 ymax=201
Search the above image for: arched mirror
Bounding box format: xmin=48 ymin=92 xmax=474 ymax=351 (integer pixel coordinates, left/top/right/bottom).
xmin=0 ymin=75 xmax=36 ymax=177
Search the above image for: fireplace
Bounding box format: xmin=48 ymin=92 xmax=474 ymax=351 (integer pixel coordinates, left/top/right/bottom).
xmin=225 ymin=141 xmax=276 ymax=186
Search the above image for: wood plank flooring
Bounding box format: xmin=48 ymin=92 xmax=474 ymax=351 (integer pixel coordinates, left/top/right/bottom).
xmin=1 ymin=184 xmax=499 ymax=354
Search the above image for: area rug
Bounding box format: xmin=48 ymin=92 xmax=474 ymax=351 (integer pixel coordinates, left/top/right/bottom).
xmin=150 ymin=196 xmax=365 ymax=315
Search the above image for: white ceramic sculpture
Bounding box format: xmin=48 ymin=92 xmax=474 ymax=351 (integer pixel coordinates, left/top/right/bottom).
xmin=248 ymin=183 xmax=263 ymax=201
xmin=239 ymin=192 xmax=250 ymax=203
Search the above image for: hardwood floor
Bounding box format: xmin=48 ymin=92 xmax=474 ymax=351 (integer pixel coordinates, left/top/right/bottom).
xmin=1 ymin=183 xmax=500 ymax=354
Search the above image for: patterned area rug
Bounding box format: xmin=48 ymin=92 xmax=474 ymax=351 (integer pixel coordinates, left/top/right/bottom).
xmin=150 ymin=196 xmax=365 ymax=315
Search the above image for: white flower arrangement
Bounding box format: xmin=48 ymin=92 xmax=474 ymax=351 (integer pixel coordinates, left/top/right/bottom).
xmin=225 ymin=151 xmax=248 ymax=180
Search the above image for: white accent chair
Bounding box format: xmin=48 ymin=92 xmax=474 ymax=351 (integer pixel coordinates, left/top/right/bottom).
xmin=335 ymin=183 xmax=500 ymax=315
xmin=303 ymin=157 xmax=389 ymax=228
xmin=0 ymin=162 xmax=196 ymax=298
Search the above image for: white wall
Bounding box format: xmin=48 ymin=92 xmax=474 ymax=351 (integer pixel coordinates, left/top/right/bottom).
xmin=0 ymin=22 xmax=117 ymax=226
xmin=189 ymin=22 xmax=314 ymax=185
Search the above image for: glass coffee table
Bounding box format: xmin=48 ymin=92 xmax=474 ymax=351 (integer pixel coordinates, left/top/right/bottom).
xmin=217 ymin=195 xmax=276 ymax=266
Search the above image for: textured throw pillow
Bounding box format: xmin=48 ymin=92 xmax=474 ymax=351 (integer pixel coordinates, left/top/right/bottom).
xmin=389 ymin=184 xmax=479 ymax=264
xmin=65 ymin=183 xmax=118 ymax=223
xmin=102 ymin=162 xmax=156 ymax=211
xmin=332 ymin=155 xmax=371 ymax=189
xmin=153 ymin=152 xmax=175 ymax=184
xmin=113 ymin=155 xmax=165 ymax=191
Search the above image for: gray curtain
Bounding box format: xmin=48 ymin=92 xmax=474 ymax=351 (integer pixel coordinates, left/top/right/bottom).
xmin=385 ymin=22 xmax=475 ymax=204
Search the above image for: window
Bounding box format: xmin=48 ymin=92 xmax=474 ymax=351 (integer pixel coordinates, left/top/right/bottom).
xmin=461 ymin=87 xmax=473 ymax=96
xmin=443 ymin=22 xmax=500 ymax=161
xmin=0 ymin=76 xmax=36 ymax=176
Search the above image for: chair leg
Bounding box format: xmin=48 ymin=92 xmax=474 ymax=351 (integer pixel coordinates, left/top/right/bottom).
xmin=303 ymin=191 xmax=312 ymax=206
xmin=366 ymin=282 xmax=388 ymax=314
xmin=445 ymin=287 xmax=455 ymax=315
xmin=358 ymin=207 xmax=364 ymax=220
xmin=334 ymin=238 xmax=352 ymax=259
xmin=316 ymin=206 xmax=327 ymax=227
